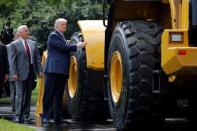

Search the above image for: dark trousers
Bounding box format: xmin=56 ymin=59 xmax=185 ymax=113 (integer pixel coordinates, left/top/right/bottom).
xmin=9 ymin=81 xmax=16 ymax=111
xmin=0 ymin=79 xmax=3 ymax=95
xmin=0 ymin=79 xmax=3 ymax=89
xmin=43 ymin=73 xmax=66 ymax=121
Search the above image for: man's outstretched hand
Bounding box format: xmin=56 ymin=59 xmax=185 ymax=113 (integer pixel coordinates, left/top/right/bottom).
xmin=77 ymin=41 xmax=87 ymax=48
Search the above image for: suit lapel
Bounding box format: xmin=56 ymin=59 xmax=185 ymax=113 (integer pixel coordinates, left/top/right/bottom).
xmin=18 ymin=39 xmax=26 ymax=55
xmin=28 ymin=40 xmax=34 ymax=61
xmin=54 ymin=31 xmax=67 ymax=44
xmin=17 ymin=39 xmax=33 ymax=62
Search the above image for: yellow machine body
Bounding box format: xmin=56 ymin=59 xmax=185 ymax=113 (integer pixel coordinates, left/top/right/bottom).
xmin=35 ymin=51 xmax=47 ymax=117
xmin=77 ymin=20 xmax=106 ymax=70
xmin=162 ymin=29 xmax=197 ymax=75
xmin=161 ymin=0 xmax=197 ymax=75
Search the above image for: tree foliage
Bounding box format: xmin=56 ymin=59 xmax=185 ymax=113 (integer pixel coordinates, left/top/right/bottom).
xmin=0 ymin=0 xmax=103 ymax=51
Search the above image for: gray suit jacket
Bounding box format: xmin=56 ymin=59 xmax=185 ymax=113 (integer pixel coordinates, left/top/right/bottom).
xmin=10 ymin=39 xmax=43 ymax=81
xmin=6 ymin=43 xmax=14 ymax=81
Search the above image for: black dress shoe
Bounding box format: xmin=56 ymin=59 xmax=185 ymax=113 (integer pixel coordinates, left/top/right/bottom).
xmin=13 ymin=117 xmax=24 ymax=123
xmin=55 ymin=119 xmax=63 ymax=124
xmin=24 ymin=117 xmax=31 ymax=123
xmin=19 ymin=117 xmax=24 ymax=124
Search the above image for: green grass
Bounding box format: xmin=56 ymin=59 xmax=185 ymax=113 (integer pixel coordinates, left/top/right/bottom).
xmin=0 ymin=96 xmax=11 ymax=104
xmin=0 ymin=119 xmax=35 ymax=131
xmin=0 ymin=83 xmax=38 ymax=105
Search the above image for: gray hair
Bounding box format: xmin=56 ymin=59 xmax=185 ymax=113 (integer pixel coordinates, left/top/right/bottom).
xmin=54 ymin=18 xmax=67 ymax=30
xmin=17 ymin=25 xmax=28 ymax=33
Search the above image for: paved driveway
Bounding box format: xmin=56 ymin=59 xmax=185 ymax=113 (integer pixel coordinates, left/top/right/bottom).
xmin=0 ymin=104 xmax=197 ymax=131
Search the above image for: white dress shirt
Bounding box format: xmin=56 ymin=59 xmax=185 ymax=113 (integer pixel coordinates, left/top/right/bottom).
xmin=20 ymin=38 xmax=33 ymax=64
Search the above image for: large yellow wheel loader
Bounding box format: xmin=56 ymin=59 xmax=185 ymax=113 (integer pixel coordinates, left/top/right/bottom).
xmin=66 ymin=0 xmax=197 ymax=130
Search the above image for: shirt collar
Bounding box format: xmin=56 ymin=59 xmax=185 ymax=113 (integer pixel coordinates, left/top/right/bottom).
xmin=19 ymin=37 xmax=30 ymax=44
xmin=55 ymin=30 xmax=64 ymax=36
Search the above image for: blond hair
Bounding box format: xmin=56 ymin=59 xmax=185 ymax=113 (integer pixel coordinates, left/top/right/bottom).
xmin=54 ymin=18 xmax=67 ymax=30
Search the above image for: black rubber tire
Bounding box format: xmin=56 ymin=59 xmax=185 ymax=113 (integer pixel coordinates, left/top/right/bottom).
xmin=187 ymin=88 xmax=197 ymax=121
xmin=107 ymin=21 xmax=164 ymax=130
xmin=65 ymin=32 xmax=109 ymax=122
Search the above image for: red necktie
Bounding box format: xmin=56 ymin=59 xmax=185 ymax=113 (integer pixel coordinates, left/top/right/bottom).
xmin=25 ymin=40 xmax=31 ymax=63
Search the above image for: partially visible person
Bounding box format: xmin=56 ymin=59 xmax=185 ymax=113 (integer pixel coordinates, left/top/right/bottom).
xmin=10 ymin=25 xmax=43 ymax=123
xmin=42 ymin=18 xmax=86 ymax=124
xmin=0 ymin=37 xmax=9 ymax=95
xmin=14 ymin=32 xmax=20 ymax=40
xmin=6 ymin=32 xmax=20 ymax=112
xmin=0 ymin=21 xmax=14 ymax=45
xmin=6 ymin=43 xmax=16 ymax=112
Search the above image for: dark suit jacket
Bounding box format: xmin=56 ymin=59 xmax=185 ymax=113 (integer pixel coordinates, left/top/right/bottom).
xmin=0 ymin=42 xmax=9 ymax=82
xmin=44 ymin=31 xmax=77 ymax=75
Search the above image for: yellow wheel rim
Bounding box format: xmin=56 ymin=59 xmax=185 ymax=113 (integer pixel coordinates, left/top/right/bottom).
xmin=110 ymin=51 xmax=122 ymax=104
xmin=68 ymin=56 xmax=78 ymax=98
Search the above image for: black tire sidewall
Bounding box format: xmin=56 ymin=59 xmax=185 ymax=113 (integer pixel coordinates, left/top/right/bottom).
xmin=107 ymin=21 xmax=164 ymax=130
xmin=107 ymin=25 xmax=130 ymax=122
xmin=65 ymin=34 xmax=84 ymax=118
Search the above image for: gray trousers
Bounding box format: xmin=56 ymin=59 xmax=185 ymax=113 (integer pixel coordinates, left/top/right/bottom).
xmin=9 ymin=81 xmax=16 ymax=111
xmin=15 ymin=77 xmax=33 ymax=119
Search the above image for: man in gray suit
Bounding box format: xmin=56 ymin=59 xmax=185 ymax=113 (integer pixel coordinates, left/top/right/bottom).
xmin=10 ymin=25 xmax=43 ymax=123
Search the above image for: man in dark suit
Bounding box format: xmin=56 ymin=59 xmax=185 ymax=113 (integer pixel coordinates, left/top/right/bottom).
xmin=0 ymin=39 xmax=9 ymax=95
xmin=10 ymin=25 xmax=43 ymax=123
xmin=42 ymin=18 xmax=86 ymax=124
